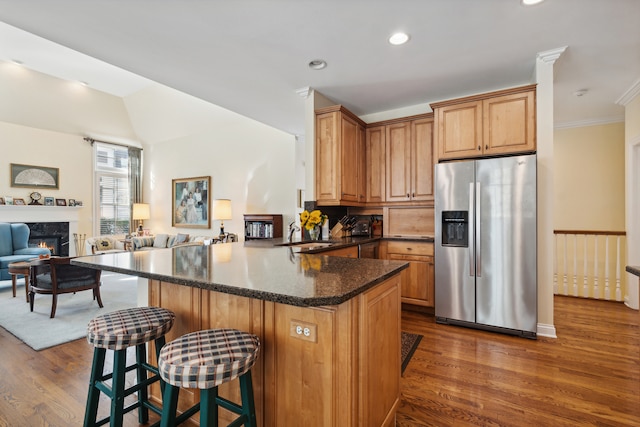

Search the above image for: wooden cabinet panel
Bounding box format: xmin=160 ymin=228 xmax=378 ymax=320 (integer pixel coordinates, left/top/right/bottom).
xmin=340 ymin=114 xmax=359 ymax=203
xmin=322 ymin=245 xmax=358 ymax=258
xmin=315 ymin=106 xmax=366 ymax=206
xmin=316 ymin=112 xmax=340 ymax=202
xmin=385 ymin=207 xmax=434 ymax=239
xmin=436 ymin=100 xmax=482 ymax=160
xmin=483 ymin=90 xmax=535 ymax=155
xmin=382 ymin=241 xmax=435 ymax=307
xmin=386 ymin=122 xmax=411 ymax=202
xmin=411 ymin=118 xmax=434 ymax=201
xmin=433 ymin=84 xmax=536 ymax=161
xmin=365 ymin=126 xmax=385 ymax=203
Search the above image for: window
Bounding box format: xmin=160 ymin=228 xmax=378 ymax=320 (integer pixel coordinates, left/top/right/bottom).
xmin=95 ymin=143 xmax=130 ymax=235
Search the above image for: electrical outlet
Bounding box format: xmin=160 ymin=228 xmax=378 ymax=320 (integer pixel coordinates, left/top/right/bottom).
xmin=289 ymin=319 xmax=317 ymax=343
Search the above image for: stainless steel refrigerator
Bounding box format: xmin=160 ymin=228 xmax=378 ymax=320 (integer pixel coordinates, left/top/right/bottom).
xmin=435 ymin=154 xmax=537 ymax=338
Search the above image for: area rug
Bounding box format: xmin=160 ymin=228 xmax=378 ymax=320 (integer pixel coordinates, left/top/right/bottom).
xmin=0 ymin=272 xmax=138 ymax=351
xmin=401 ymin=331 xmax=423 ymax=374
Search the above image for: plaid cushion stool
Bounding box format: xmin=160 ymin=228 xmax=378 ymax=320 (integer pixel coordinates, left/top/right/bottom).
xmin=83 ymin=306 xmax=176 ymax=427
xmin=157 ymin=328 xmax=260 ymax=427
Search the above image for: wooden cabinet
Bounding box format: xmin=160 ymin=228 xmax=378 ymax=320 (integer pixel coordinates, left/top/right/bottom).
xmin=244 ymin=214 xmax=283 ymax=240
xmin=432 ymin=84 xmax=536 ymax=161
xmin=315 ymin=106 xmax=367 ymax=206
xmin=380 ymin=240 xmax=434 ymax=307
xmin=322 ymin=245 xmax=358 ymax=258
xmin=365 ymin=126 xmax=386 ymax=204
xmin=385 ymin=117 xmax=434 ymax=203
xmin=149 ymin=273 xmax=402 ymax=426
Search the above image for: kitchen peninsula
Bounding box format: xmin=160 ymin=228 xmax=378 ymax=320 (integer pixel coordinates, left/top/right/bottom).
xmin=73 ymin=242 xmax=408 ymax=427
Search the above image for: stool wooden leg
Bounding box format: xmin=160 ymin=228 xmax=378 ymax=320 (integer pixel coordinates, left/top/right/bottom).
xmin=239 ymin=372 xmax=257 ymax=427
xmin=110 ymin=349 xmax=127 ymax=427
xmin=135 ymin=344 xmax=149 ymax=424
xmin=160 ymin=385 xmax=180 ymax=427
xmin=83 ymin=348 xmax=106 ymax=427
xmin=200 ymin=387 xmax=219 ymax=427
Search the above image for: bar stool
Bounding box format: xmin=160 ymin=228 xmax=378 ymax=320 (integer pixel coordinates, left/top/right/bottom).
xmin=157 ymin=328 xmax=260 ymax=427
xmin=84 ymin=306 xmax=176 ymax=427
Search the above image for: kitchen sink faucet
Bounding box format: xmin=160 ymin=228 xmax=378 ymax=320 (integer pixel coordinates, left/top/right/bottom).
xmin=288 ymin=221 xmax=300 ymax=242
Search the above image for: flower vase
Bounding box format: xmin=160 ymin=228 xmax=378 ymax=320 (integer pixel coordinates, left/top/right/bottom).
xmin=308 ymin=226 xmax=320 ymax=241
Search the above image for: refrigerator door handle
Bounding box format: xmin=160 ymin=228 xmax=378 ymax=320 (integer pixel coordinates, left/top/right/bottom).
xmin=476 ymin=182 xmax=481 ymax=277
xmin=469 ymin=182 xmax=475 ymax=277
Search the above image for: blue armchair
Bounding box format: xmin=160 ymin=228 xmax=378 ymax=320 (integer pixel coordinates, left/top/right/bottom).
xmin=0 ymin=223 xmax=51 ymax=280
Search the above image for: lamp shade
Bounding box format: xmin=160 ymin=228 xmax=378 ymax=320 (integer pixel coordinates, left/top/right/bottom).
xmin=132 ymin=203 xmax=150 ymax=220
xmin=212 ymin=199 xmax=232 ymax=221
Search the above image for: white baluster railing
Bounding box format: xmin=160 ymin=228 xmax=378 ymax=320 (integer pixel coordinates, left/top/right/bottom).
xmin=553 ymin=230 xmax=627 ymax=302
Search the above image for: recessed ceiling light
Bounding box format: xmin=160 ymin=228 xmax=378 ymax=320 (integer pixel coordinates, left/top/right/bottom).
xmin=389 ymin=32 xmax=410 ymax=45
xmin=308 ymin=59 xmax=327 ymax=70
xmin=573 ymin=89 xmax=588 ymax=97
xmin=10 ymin=59 xmax=23 ymax=65
xmin=521 ymin=0 xmax=545 ymax=5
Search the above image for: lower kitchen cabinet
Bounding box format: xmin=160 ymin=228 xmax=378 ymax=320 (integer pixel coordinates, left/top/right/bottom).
xmin=322 ymin=245 xmax=359 ymax=258
xmin=381 ymin=240 xmax=434 ymax=307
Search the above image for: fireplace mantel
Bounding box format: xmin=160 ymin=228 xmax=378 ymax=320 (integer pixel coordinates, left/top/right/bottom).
xmin=1 ymin=206 xmax=82 ymax=255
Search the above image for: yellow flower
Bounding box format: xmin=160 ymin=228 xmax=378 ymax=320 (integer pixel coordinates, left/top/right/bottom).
xmin=299 ymin=209 xmax=327 ymax=230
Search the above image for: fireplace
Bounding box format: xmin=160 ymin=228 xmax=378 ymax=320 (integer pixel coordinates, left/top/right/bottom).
xmin=26 ymin=222 xmax=70 ymax=257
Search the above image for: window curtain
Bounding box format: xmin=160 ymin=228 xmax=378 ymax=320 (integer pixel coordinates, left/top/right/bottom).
xmin=128 ymin=147 xmax=143 ymax=233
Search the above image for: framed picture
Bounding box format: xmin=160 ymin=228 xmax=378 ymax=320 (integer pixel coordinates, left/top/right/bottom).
xmin=14 ymin=198 xmax=26 ymax=205
xmin=0 ymin=197 xmax=4 ymax=205
xmin=55 ymin=198 xmax=67 ymax=206
xmin=172 ymin=176 xmax=211 ymax=229
xmin=75 ymin=200 xmax=83 ymax=206
xmin=69 ymin=199 xmax=76 ymax=206
xmin=10 ymin=163 xmax=59 ymax=189
xmin=44 ymin=197 xmax=54 ymax=206
xmin=5 ymin=196 xmax=13 ymax=205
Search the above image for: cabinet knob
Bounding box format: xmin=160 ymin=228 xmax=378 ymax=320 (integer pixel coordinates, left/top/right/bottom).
xmin=406 ymin=193 xmax=410 ymax=198
xmin=485 ymin=144 xmax=488 ymax=150
xmin=477 ymin=145 xmax=481 ymax=151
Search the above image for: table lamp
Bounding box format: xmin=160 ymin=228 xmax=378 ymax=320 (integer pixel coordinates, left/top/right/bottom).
xmin=212 ymin=199 xmax=232 ymax=240
xmin=132 ymin=203 xmax=150 ymax=235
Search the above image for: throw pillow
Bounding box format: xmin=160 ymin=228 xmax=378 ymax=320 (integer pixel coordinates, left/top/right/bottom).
xmin=153 ymin=234 xmax=169 ymax=248
xmin=170 ymin=233 xmax=190 ymax=247
xmin=132 ymin=237 xmax=155 ymax=250
xmin=96 ymin=238 xmax=113 ymax=251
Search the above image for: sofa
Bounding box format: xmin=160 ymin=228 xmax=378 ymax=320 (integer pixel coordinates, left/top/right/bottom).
xmin=0 ymin=223 xmax=51 ymax=280
xmin=130 ymin=233 xmax=213 ymax=251
xmin=85 ymin=235 xmax=128 ymax=255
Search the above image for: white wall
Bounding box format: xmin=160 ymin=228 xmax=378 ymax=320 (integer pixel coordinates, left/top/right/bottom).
xmin=124 ymin=85 xmax=297 ymax=238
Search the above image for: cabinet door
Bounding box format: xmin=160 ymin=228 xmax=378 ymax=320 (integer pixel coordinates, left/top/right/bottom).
xmin=322 ymin=246 xmax=358 ymax=258
xmin=340 ymin=114 xmax=359 ymax=203
xmin=365 ymin=126 xmax=386 ymax=204
xmin=385 ymin=122 xmax=411 ymax=202
xmin=316 ymin=112 xmax=340 ymax=203
xmin=410 ymin=118 xmax=434 ymax=202
xmin=357 ymin=124 xmax=367 ymax=203
xmin=387 ymin=253 xmax=434 ymax=307
xmin=436 ymin=100 xmax=482 ymax=160
xmin=483 ymin=90 xmax=535 ymax=155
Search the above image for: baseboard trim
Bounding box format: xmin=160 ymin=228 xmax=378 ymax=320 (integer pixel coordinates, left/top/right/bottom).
xmin=537 ymin=323 xmax=557 ymax=338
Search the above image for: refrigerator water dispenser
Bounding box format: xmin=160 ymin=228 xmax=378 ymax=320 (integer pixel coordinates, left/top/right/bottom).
xmin=441 ymin=211 xmax=468 ymax=247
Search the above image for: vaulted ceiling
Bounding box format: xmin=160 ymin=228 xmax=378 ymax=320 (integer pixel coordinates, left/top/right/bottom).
xmin=0 ymin=0 xmax=638 ymax=136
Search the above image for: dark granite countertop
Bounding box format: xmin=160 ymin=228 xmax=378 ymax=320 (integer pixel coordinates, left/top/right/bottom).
xmin=72 ymin=243 xmax=408 ymax=307
xmin=626 ymin=266 xmax=640 ymax=277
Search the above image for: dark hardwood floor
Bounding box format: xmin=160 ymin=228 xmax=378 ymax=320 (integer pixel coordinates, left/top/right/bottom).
xmin=399 ymin=296 xmax=640 ymax=426
xmin=0 ymin=296 xmax=637 ymax=426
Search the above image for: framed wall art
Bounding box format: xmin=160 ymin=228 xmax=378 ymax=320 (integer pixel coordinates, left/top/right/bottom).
xmin=10 ymin=163 xmax=59 ymax=189
xmin=172 ymin=176 xmax=211 ymax=229
xmin=44 ymin=197 xmax=54 ymax=206
xmin=55 ymin=198 xmax=67 ymax=206
xmin=14 ymin=198 xmax=26 ymax=205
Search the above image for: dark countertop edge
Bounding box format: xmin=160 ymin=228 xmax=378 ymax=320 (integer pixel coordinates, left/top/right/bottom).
xmin=626 ymin=266 xmax=640 ymax=277
xmin=72 ymin=257 xmax=409 ymax=308
xmin=266 ymin=235 xmax=434 ymax=254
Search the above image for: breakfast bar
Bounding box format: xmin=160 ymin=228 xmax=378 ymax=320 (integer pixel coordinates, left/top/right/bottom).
xmin=73 ymin=243 xmax=408 ymax=426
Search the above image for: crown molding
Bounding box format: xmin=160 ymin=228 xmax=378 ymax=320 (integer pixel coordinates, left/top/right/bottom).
xmin=537 ymin=46 xmax=568 ymax=64
xmin=554 ymin=115 xmax=624 ymax=130
xmin=615 ymin=77 xmax=640 ymax=106
xmin=295 ymin=86 xmax=311 ymax=99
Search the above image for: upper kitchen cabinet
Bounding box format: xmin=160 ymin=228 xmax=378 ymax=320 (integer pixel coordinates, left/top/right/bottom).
xmin=316 ymin=106 xmax=367 ymax=206
xmin=365 ymin=125 xmax=386 ymax=204
xmin=432 ymin=84 xmax=536 ymax=161
xmin=384 ymin=115 xmax=434 ymax=204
